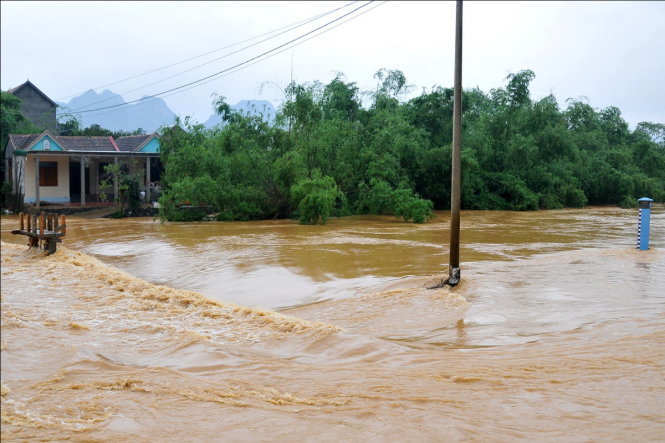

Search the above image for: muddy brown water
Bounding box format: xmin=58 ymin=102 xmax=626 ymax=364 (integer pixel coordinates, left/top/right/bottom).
xmin=1 ymin=208 xmax=664 ymax=441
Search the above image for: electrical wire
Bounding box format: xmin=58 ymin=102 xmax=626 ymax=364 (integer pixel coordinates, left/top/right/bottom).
xmin=144 ymin=1 xmax=389 ymax=110
xmin=64 ymin=1 xmax=375 ymax=116
xmin=66 ymin=1 xmax=361 ymax=112
xmin=55 ymin=1 xmax=359 ymax=103
xmin=66 ymin=6 xmax=353 ymax=113
xmin=64 ymin=1 xmax=387 ymax=122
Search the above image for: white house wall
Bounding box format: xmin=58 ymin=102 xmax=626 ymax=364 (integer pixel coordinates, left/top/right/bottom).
xmin=24 ymin=156 xmax=70 ymax=203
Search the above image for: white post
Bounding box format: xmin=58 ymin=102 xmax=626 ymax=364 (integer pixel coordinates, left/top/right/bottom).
xmin=80 ymin=157 xmax=86 ymax=207
xmin=35 ymin=156 xmax=40 ymax=209
xmin=89 ymin=159 xmax=98 ymax=196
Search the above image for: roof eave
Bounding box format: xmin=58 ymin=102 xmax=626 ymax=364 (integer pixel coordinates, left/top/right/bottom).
xmin=25 ymin=150 xmax=160 ymax=157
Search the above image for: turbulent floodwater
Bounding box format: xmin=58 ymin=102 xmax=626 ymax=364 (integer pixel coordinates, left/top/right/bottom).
xmin=1 ymin=208 xmax=664 ymax=440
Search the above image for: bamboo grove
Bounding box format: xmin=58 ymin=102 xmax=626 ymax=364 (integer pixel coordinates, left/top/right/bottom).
xmin=157 ymin=69 xmax=664 ymax=223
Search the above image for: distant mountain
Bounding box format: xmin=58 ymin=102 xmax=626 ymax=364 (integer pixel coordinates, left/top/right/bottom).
xmin=203 ymin=100 xmax=277 ymax=129
xmin=57 ymin=90 xmax=278 ymax=133
xmin=57 ymin=89 xmax=177 ymax=133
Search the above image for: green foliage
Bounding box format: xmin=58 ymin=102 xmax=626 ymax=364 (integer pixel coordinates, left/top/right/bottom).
xmin=355 ymin=178 xmax=433 ymax=222
xmin=57 ymin=115 xmax=146 ymax=138
xmin=124 ymin=176 xmax=142 ymax=214
xmin=358 ymin=179 xmax=395 ymax=215
xmin=158 ymin=175 xmax=217 ymax=221
xmin=1 ymin=92 xmax=41 ymax=141
xmin=392 ymin=187 xmax=433 ymax=223
xmin=1 ymin=91 xmax=42 ymax=187
xmin=155 ymin=69 xmax=664 ymax=224
xmin=506 ymin=69 xmax=535 ymax=107
xmin=101 ymin=160 xmax=143 ymax=217
xmin=291 ymin=171 xmax=340 ymax=224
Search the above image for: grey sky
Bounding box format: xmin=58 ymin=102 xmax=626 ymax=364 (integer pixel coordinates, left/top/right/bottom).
xmin=2 ymin=1 xmax=664 ymax=128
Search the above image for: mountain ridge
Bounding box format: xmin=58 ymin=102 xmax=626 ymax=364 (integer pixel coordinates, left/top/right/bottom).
xmin=57 ymin=90 xmax=277 ymax=133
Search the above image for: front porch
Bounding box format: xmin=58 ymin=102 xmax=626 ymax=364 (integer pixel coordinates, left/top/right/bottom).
xmin=5 ymin=131 xmax=163 ymax=211
xmin=25 ymin=153 xmax=162 ymax=210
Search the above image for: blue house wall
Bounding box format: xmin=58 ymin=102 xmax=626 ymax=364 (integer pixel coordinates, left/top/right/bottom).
xmin=29 ymin=134 xmax=64 ymax=152
xmin=138 ymin=137 xmax=160 ymax=153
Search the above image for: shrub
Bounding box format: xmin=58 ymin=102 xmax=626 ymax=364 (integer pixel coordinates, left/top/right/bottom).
xmin=291 ymin=171 xmax=340 ymax=224
xmin=158 ymin=175 xmax=217 ymax=221
xmin=392 ymin=188 xmax=433 ymax=223
xmin=124 ymin=176 xmax=142 ymax=215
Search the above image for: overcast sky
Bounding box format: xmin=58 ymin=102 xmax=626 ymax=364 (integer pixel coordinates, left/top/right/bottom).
xmin=2 ymin=1 xmax=664 ymax=128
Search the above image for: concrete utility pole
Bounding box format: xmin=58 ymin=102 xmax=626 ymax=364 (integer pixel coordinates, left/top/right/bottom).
xmin=448 ymin=0 xmax=463 ymax=286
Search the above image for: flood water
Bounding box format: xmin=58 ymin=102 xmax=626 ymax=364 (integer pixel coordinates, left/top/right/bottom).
xmin=1 ymin=208 xmax=664 ymax=440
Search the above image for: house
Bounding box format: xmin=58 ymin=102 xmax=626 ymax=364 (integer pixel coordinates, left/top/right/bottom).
xmin=4 ymin=131 xmax=161 ymax=208
xmin=8 ymin=80 xmax=58 ymax=133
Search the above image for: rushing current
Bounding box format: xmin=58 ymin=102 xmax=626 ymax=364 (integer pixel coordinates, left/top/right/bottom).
xmin=1 ymin=208 xmax=664 ymax=441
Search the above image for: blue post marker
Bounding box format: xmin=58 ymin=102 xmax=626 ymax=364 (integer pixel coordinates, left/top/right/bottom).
xmin=637 ymin=197 xmax=653 ymax=250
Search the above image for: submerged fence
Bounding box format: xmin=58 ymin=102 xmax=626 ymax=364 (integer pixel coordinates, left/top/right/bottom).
xmin=11 ymin=212 xmax=67 ymax=254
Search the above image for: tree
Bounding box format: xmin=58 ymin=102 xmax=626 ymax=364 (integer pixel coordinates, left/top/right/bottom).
xmin=290 ymin=170 xmax=341 ymax=224
xmin=635 ymin=122 xmax=665 ymax=147
xmin=56 ymin=114 xmax=146 ymax=138
xmin=101 ymin=160 xmax=143 ymax=217
xmin=505 ymin=69 xmax=535 ymax=108
xmin=155 ymin=68 xmax=665 ymax=223
xmin=321 ymin=74 xmax=360 ymax=122
xmin=1 ymin=92 xmax=41 ymax=192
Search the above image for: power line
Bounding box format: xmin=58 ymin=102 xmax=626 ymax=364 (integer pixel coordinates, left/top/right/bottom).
xmin=158 ymin=2 xmax=387 ymax=102
xmin=64 ymin=1 xmax=375 ymax=116
xmin=56 ymin=1 xmax=359 ymax=103
xmin=67 ymin=1 xmax=358 ymax=113
xmin=65 ymin=1 xmax=387 ymax=122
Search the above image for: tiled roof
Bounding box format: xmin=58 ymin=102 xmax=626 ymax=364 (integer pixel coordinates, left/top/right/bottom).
xmin=8 ymin=134 xmax=40 ymax=150
xmin=115 ymin=135 xmax=152 ymax=152
xmin=6 ymin=132 xmax=158 ymax=154
xmin=57 ymin=136 xmax=117 ymax=152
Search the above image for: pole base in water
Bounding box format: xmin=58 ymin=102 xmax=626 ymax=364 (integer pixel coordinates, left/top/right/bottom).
xmin=448 ymin=268 xmax=461 ymax=287
xmin=427 ymin=268 xmax=461 ymax=289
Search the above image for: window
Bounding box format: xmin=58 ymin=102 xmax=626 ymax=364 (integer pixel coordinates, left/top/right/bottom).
xmin=43 ymin=139 xmax=51 ymax=150
xmin=39 ymin=161 xmax=58 ymax=186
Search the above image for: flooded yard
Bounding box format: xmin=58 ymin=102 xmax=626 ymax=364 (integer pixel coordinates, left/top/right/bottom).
xmin=2 ymin=208 xmax=664 ymax=440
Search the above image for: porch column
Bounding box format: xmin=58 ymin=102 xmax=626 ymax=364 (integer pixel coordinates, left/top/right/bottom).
xmin=89 ymin=159 xmax=98 ymax=196
xmin=146 ymin=157 xmax=151 ymax=203
xmin=35 ymin=156 xmax=40 ymax=209
xmin=113 ymin=157 xmax=118 ymax=201
xmin=80 ymin=157 xmax=86 ymax=207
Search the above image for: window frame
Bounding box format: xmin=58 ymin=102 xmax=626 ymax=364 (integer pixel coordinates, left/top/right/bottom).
xmin=39 ymin=161 xmax=58 ymax=187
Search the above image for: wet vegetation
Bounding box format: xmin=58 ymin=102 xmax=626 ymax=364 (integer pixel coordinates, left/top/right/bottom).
xmin=157 ymin=69 xmax=664 ymax=223
xmin=3 ymin=70 xmax=663 ymax=223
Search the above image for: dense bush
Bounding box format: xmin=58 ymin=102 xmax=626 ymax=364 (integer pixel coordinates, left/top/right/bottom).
xmin=291 ymin=171 xmax=340 ymax=225
xmin=154 ymin=70 xmax=664 ymax=224
xmin=392 ymin=188 xmax=433 ymax=223
xmin=158 ymin=175 xmax=217 ymax=221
